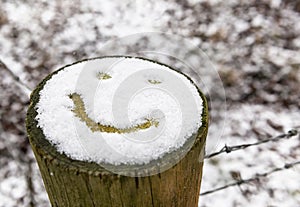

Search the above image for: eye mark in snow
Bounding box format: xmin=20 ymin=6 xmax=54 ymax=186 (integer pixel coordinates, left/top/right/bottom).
xmin=97 ymin=72 xmax=112 ymax=80
xmin=69 ymin=93 xmax=159 ymax=133
xmin=148 ymin=79 xmax=162 ymax=84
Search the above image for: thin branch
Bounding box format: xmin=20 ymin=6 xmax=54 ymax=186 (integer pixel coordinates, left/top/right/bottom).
xmin=0 ymin=59 xmax=32 ymax=97
xmin=200 ymin=160 xmax=300 ymax=196
xmin=205 ymin=129 xmax=298 ymax=159
xmin=26 ymin=159 xmax=36 ymax=207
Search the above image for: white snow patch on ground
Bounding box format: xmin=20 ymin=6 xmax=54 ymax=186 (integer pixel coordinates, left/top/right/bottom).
xmin=200 ymin=104 xmax=300 ymax=206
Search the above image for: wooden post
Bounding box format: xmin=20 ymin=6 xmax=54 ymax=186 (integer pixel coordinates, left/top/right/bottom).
xmin=26 ymin=58 xmax=209 ymax=207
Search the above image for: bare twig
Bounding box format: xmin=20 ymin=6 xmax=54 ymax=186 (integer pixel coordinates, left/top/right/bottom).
xmin=0 ymin=59 xmax=32 ymax=96
xmin=26 ymin=159 xmax=36 ymax=207
xmin=205 ymin=129 xmax=298 ymax=159
xmin=200 ymin=160 xmax=300 ymax=196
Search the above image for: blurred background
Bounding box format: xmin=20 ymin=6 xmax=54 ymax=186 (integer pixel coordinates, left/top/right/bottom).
xmin=0 ymin=0 xmax=300 ymax=206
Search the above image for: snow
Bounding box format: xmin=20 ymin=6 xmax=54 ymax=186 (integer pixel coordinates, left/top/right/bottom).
xmin=1 ymin=0 xmax=300 ymax=206
xmin=234 ymin=20 xmax=250 ymax=33
xmin=0 ymin=176 xmax=27 ymax=200
xmin=270 ymin=0 xmax=282 ymax=8
xmin=201 ymin=104 xmax=300 ymax=207
xmin=251 ymin=15 xmax=265 ymax=27
xmin=36 ymin=57 xmax=203 ymax=165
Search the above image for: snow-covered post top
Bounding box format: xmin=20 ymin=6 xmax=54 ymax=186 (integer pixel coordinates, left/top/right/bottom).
xmin=26 ymin=56 xmax=208 ymax=207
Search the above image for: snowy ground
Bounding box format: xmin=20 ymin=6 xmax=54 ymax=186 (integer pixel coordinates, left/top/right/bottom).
xmin=0 ymin=0 xmax=300 ymax=206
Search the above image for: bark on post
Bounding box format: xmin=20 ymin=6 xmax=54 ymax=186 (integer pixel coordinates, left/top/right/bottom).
xmin=26 ymin=58 xmax=209 ymax=207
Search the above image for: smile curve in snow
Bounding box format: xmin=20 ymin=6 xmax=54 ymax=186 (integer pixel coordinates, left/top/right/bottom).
xmin=69 ymin=93 xmax=159 ymax=133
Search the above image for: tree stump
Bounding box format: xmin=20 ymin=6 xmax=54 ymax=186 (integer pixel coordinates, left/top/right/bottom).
xmin=26 ymin=56 xmax=209 ymax=207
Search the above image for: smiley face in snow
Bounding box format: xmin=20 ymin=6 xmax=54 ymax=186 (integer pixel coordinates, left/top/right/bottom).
xmin=35 ymin=57 xmax=203 ymax=166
